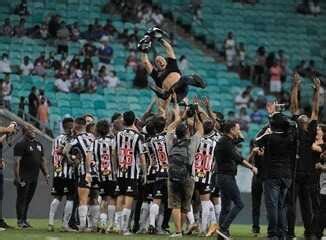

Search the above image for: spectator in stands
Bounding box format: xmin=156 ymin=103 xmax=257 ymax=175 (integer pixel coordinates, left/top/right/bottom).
xmin=83 ymin=71 xmax=97 ymax=93
xmin=81 ymin=24 xmax=96 ymax=41
xmin=305 ymin=60 xmax=321 ymax=79
xmin=237 ymin=42 xmax=250 ymax=78
xmin=39 ymin=23 xmax=48 ymax=40
xmin=138 ymin=5 xmax=152 ymax=24
xmin=309 ymin=0 xmax=321 ymax=15
xmin=39 ymin=90 xmax=51 ymax=107
xmin=55 ymin=74 xmax=70 ymax=93
xmin=252 ymin=46 xmax=266 ymax=86
xmin=56 ymin=21 xmax=70 ymax=54
xmin=0 ymin=54 xmax=11 ymax=74
xmin=127 ymin=31 xmax=138 ymax=51
xmin=224 ymin=32 xmax=237 ymax=71
xmin=1 ymin=74 xmax=12 ymax=110
xmin=191 ymin=0 xmax=203 ymax=22
xmin=98 ymin=36 xmax=113 ymax=69
xmin=133 ymin=63 xmax=148 ymax=88
xmin=152 ymin=6 xmax=164 ymax=26
xmin=255 ymin=92 xmax=267 ymax=109
xmin=269 ymin=59 xmax=283 ymax=95
xmin=103 ymin=19 xmax=117 ymax=37
xmin=81 ymin=40 xmax=96 ymax=58
xmin=28 ymin=86 xmax=39 ymax=125
xmin=14 ymin=18 xmax=26 ymax=37
xmin=2 ymin=18 xmax=13 ymax=36
xmin=37 ymin=98 xmax=49 ymax=131
xmin=33 ymin=52 xmax=46 ymax=77
xmin=18 ymin=96 xmax=26 ymax=119
xmin=237 ymin=107 xmax=250 ymax=131
xmin=234 ymin=89 xmax=252 ymax=110
xmin=20 ymin=56 xmax=34 ymax=76
xmin=125 ymin=50 xmax=138 ymax=71
xmin=48 ymin=15 xmax=61 ymax=38
xmin=14 ymin=0 xmax=29 ymax=16
xmin=70 ymin=22 xmax=80 ymax=41
xmin=295 ymin=60 xmax=307 ymax=77
xmin=226 ymin=111 xmax=236 ymax=121
xmin=106 ymin=71 xmax=120 ymax=88
xmin=250 ymin=106 xmax=264 ymax=124
xmin=93 ymin=18 xmax=102 ymax=36
xmin=179 ymin=55 xmax=189 ymax=73
xmin=276 ymin=50 xmax=290 ymax=82
xmin=118 ymin=29 xmax=130 ymax=46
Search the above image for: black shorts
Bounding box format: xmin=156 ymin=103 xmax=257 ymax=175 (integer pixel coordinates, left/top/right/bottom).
xmin=99 ymin=181 xmax=116 ymax=198
xmin=195 ymin=182 xmax=212 ymax=195
xmin=52 ymin=178 xmax=76 ymax=196
xmin=153 ymin=179 xmax=168 ymax=199
xmin=115 ymin=178 xmax=138 ymax=197
xmin=91 ymin=176 xmax=99 ymax=189
xmin=144 ymin=181 xmax=155 ymax=201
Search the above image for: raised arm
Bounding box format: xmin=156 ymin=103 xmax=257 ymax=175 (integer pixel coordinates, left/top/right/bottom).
xmin=310 ymin=78 xmax=320 ymax=121
xmin=141 ymin=97 xmax=156 ymax=123
xmin=141 ymin=52 xmax=153 ymax=73
xmin=160 ymin=39 xmax=176 ymax=59
xmin=290 ymin=73 xmax=300 ymax=115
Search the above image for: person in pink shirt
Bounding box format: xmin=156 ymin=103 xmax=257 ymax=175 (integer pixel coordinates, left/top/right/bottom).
xmin=37 ymin=98 xmax=49 ymax=131
xmin=269 ymin=60 xmax=283 ymax=94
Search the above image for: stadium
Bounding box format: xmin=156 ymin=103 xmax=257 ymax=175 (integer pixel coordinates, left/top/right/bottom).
xmin=0 ymin=0 xmax=325 ymax=239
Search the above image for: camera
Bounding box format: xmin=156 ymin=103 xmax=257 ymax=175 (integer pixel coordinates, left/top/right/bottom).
xmin=179 ymin=102 xmax=198 ymax=118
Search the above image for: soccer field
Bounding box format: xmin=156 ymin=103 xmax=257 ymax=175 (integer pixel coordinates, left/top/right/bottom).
xmin=0 ymin=219 xmax=305 ymax=240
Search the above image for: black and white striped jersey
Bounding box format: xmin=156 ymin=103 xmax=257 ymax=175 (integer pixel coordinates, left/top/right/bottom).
xmin=116 ymin=128 xmax=144 ymax=180
xmin=212 ymin=130 xmax=222 ymax=143
xmin=143 ymin=139 xmax=157 ymax=182
xmin=52 ymin=134 xmax=69 ymax=178
xmin=70 ymin=132 xmax=93 ymax=176
xmin=93 ymin=135 xmax=116 ymax=182
xmin=150 ymin=133 xmax=169 ymax=179
xmin=193 ymin=132 xmax=218 ymax=184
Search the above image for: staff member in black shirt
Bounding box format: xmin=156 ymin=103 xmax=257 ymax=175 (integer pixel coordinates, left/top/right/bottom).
xmin=287 ymin=75 xmax=320 ymax=239
xmin=256 ymin=109 xmax=296 ymax=240
xmin=215 ymin=121 xmax=257 ymax=239
xmin=13 ymin=125 xmax=49 ymax=228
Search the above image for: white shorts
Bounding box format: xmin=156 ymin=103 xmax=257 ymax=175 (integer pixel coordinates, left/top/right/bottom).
xmin=270 ymin=80 xmax=282 ymax=93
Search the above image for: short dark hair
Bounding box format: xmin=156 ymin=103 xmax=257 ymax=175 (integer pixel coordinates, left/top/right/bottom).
xmin=111 ymin=112 xmax=122 ymax=122
xmin=86 ymin=122 xmax=96 ymax=133
xmin=203 ymin=120 xmax=214 ymax=135
xmin=75 ymin=117 xmax=86 ymax=126
xmin=146 ymin=119 xmax=156 ymax=136
xmin=123 ymin=111 xmax=135 ymax=126
xmin=223 ymin=120 xmax=237 ymax=134
xmin=62 ymin=117 xmax=74 ymax=130
xmin=175 ymin=123 xmax=188 ymax=139
xmin=154 ymin=116 xmax=166 ymax=133
xmin=96 ymin=120 xmax=110 ymax=137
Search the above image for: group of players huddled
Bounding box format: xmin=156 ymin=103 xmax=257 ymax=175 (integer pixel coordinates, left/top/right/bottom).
xmin=48 ymin=96 xmax=224 ymax=237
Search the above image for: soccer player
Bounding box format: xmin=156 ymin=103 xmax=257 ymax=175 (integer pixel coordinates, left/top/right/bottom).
xmin=48 ymin=117 xmax=75 ymax=232
xmin=115 ymin=111 xmax=146 ymax=235
xmin=66 ymin=117 xmax=93 ymax=231
xmin=148 ymin=116 xmax=169 ymax=234
xmin=93 ymin=120 xmax=117 ymax=233
xmin=139 ymin=28 xmax=206 ymax=115
xmin=193 ymin=119 xmax=219 ymax=236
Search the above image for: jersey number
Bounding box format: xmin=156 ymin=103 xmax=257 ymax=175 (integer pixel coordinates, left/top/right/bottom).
xmin=119 ymin=148 xmax=133 ymax=169
xmin=101 ymin=153 xmax=111 ymax=175
xmin=194 ymin=152 xmax=212 ymax=173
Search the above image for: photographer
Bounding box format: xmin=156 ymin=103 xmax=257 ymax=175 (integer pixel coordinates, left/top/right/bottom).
xmin=287 ymin=74 xmax=320 ymax=239
xmin=0 ymin=122 xmax=17 ymax=230
xmin=13 ymin=125 xmax=49 ymax=228
xmin=166 ymin=98 xmax=203 ymax=237
xmin=215 ymin=120 xmax=257 ymax=239
xmin=255 ymin=104 xmax=296 ymax=240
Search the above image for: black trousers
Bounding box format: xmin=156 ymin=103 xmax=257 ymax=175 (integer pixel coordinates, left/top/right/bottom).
xmin=314 ymin=194 xmax=326 ymax=238
xmin=16 ymin=181 xmax=38 ymax=222
xmin=251 ymin=175 xmax=263 ymax=231
xmin=287 ymin=175 xmax=314 ymax=237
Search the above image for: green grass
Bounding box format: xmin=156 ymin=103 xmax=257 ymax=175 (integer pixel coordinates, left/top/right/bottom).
xmin=0 ymin=219 xmax=305 ymax=240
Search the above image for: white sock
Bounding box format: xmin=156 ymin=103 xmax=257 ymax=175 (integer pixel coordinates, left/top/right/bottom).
xmin=89 ymin=205 xmax=100 ymax=229
xmin=201 ymin=201 xmax=210 ymax=233
xmin=107 ymin=205 xmax=116 ymax=226
xmin=78 ymin=205 xmax=88 ymax=230
xmin=63 ymin=200 xmax=74 ymax=228
xmin=157 ymin=207 xmax=164 ymax=231
xmin=49 ymin=198 xmax=60 ymax=225
xmin=149 ymin=203 xmax=159 ymax=227
xmin=115 ymin=211 xmax=122 ymax=229
xmin=214 ymin=203 xmax=221 ymax=223
xmin=208 ymin=201 xmax=217 ymax=224
xmin=121 ymin=208 xmax=131 ymax=232
xmin=139 ymin=202 xmax=149 ymax=230
xmin=186 ymin=205 xmax=195 ymax=225
xmin=100 ymin=213 xmax=107 ymax=228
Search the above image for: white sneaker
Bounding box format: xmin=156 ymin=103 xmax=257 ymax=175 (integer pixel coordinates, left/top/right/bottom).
xmin=0 ymin=227 xmax=6 ymax=231
xmin=123 ymin=231 xmax=133 ymax=236
xmin=170 ymin=232 xmax=182 ymax=237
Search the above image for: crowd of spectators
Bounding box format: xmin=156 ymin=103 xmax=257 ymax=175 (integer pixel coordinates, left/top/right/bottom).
xmin=297 ymin=0 xmax=321 ymax=16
